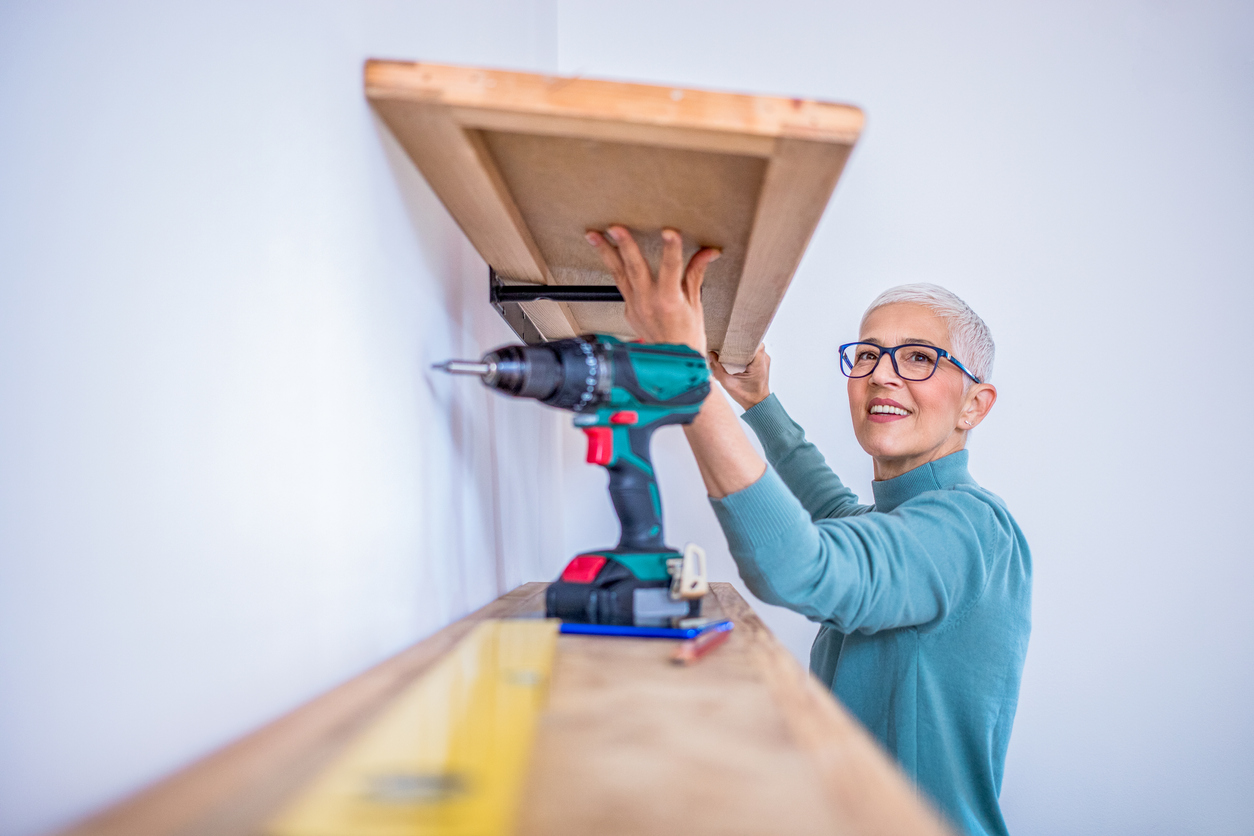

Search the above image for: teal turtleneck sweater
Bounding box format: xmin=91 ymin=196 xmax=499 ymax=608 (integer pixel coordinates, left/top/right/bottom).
xmin=709 ymin=395 xmax=1031 ymax=836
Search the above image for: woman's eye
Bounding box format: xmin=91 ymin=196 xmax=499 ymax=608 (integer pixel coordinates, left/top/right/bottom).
xmin=857 ymin=351 xmax=878 ymax=362
xmin=909 ymin=352 xmax=930 ymax=363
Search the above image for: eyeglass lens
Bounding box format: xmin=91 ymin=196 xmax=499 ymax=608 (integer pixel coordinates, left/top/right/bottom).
xmin=843 ymin=344 xmax=940 ymax=380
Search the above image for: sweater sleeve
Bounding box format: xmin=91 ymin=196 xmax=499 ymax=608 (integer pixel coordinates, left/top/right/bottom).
xmin=709 ymin=467 xmax=1010 ymax=634
xmin=740 ymin=394 xmax=870 ymax=520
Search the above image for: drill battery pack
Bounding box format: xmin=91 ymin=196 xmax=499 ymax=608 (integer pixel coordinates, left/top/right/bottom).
xmin=545 ymin=555 xmax=700 ymax=627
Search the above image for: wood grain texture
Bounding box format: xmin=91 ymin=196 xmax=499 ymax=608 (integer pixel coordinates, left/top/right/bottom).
xmin=364 ymin=61 xmax=863 ymax=145
xmin=365 ymin=60 xmax=863 ymax=364
xmin=56 ymin=584 xmax=550 ymax=836
xmin=368 ymin=99 xmax=578 ymax=339
xmin=59 ymin=584 xmax=949 ymax=836
xmin=710 ymin=585 xmax=954 ymax=836
xmin=719 ymin=138 xmax=855 ymax=361
xmin=515 ymin=584 xmax=954 ymax=836
xmin=451 ymin=106 xmax=779 ymax=157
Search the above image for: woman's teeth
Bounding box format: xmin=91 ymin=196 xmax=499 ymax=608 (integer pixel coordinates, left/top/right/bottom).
xmin=870 ymin=405 xmax=909 ymax=416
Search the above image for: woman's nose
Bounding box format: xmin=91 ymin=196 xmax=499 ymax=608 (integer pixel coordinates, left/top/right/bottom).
xmin=869 ymin=354 xmax=903 ymax=386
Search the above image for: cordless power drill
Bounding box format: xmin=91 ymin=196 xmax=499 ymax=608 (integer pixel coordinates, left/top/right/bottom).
xmin=434 ymin=335 xmax=711 ymax=626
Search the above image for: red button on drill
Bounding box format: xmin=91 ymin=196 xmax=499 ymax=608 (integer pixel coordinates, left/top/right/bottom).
xmin=561 ymin=554 xmax=607 ymax=583
xmin=583 ymin=427 xmax=613 ymax=465
xmin=609 ymin=410 xmax=638 ymax=425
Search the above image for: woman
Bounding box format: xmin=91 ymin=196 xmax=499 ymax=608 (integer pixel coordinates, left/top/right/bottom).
xmin=586 ymin=226 xmax=1032 ymax=836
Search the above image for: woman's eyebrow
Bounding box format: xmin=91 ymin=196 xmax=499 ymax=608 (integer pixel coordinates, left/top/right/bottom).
xmin=861 ymin=338 xmax=940 ymax=347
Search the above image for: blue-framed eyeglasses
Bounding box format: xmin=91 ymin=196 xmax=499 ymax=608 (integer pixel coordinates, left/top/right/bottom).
xmin=839 ymin=342 xmax=982 ymax=384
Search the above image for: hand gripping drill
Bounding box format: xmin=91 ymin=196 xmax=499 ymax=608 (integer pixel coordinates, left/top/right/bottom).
xmin=434 ymin=335 xmax=711 ymax=625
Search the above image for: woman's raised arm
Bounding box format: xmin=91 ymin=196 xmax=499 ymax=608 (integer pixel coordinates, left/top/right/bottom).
xmin=585 ymin=225 xmax=766 ymax=498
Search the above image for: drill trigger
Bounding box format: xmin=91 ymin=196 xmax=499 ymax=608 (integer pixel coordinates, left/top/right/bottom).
xmin=583 ymin=427 xmax=613 ymax=465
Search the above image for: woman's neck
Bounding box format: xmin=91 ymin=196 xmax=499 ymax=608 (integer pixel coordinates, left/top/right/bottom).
xmin=873 ymin=432 xmax=967 ymax=481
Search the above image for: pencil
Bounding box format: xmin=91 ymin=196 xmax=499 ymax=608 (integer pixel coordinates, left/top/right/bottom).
xmin=671 ymin=625 xmax=732 ymax=665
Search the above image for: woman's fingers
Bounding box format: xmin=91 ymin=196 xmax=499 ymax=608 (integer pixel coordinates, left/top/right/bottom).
xmin=586 ymin=225 xmax=719 ymax=352
xmin=683 ymin=247 xmax=721 ymax=306
xmin=708 ymin=350 xmax=732 ymax=383
xmin=586 ymin=231 xmax=624 ymax=276
xmin=606 ymin=225 xmax=651 ymax=288
xmin=591 ymin=227 xmax=718 ymax=306
xmin=659 ymin=228 xmax=685 ymax=295
xmin=744 ymin=343 xmax=766 ymax=367
xmin=711 ymin=344 xmax=767 ymax=377
xmin=586 ymin=230 xmax=633 ymax=304
xmin=708 ymin=345 xmax=771 ymax=410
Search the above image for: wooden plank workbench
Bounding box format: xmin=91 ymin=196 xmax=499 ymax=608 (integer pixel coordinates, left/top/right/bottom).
xmin=59 ymin=583 xmax=952 ymax=836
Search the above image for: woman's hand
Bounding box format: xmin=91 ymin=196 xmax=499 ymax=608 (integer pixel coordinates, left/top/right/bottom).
xmin=710 ymin=344 xmax=771 ymax=410
xmin=587 ymin=224 xmax=766 ymax=499
xmin=585 ymin=226 xmax=720 ymax=354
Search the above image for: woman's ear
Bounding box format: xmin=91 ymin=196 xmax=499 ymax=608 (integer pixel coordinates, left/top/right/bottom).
xmin=959 ymin=383 xmax=997 ymax=430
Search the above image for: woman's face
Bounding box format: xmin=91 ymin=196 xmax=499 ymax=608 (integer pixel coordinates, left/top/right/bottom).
xmin=847 ymin=302 xmax=996 ymax=480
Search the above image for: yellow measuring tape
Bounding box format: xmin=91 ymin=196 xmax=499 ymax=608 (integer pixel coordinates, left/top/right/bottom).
xmin=268 ymin=618 xmax=559 ymax=836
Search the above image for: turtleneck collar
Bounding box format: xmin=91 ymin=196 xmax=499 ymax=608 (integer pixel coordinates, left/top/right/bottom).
xmin=871 ymin=449 xmax=977 ymax=513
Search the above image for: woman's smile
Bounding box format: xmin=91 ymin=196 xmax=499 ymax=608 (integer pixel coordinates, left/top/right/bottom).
xmin=868 ymin=397 xmax=912 ymax=422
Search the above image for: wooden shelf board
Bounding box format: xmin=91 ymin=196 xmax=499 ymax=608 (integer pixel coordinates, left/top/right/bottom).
xmin=366 ymin=61 xmax=863 ymax=365
xmin=57 ymin=584 xmax=951 ymax=836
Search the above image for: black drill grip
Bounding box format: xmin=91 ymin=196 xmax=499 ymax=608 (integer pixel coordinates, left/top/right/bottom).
xmin=607 ymin=431 xmax=665 ymax=552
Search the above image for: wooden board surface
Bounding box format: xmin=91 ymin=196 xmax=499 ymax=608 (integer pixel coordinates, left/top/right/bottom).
xmin=517 ymin=584 xmax=952 ymax=836
xmin=56 ymin=585 xmax=551 ymax=836
xmin=58 ymin=584 xmax=952 ymax=836
xmin=365 ymin=61 xmax=863 ymax=366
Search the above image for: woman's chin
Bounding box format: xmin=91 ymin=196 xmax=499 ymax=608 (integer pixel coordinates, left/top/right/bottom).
xmin=856 ymin=426 xmax=917 ymax=460
xmin=860 ymin=444 xmax=912 ymax=463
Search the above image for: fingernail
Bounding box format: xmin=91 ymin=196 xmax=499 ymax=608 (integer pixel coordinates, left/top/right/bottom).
xmin=607 ymin=227 xmax=623 ymax=241
xmin=585 ymin=232 xmax=598 ymax=245
xmin=709 ymin=249 xmax=722 ymax=262
xmin=661 ymin=229 xmax=678 ymax=242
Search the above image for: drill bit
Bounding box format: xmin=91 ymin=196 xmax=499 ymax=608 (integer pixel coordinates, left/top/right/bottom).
xmin=431 ymin=359 xmax=492 ymax=376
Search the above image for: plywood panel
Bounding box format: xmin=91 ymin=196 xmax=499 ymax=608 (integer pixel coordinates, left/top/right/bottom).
xmin=366 ymin=60 xmax=863 ymax=365
xmin=479 ymin=131 xmax=767 ymax=343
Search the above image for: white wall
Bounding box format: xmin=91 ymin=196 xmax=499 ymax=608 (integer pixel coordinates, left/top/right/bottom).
xmin=0 ymin=3 xmax=564 ymax=835
xmin=556 ymin=1 xmax=1254 ymax=834
xmin=2 ymin=2 xmax=1251 ymax=835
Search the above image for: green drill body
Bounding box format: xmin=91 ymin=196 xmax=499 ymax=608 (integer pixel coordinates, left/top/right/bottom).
xmin=436 ymin=335 xmax=710 ymax=624
xmin=570 ymin=337 xmax=708 ymax=580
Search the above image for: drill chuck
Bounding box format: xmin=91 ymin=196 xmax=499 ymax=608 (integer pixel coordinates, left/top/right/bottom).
xmin=435 ymin=338 xmax=612 ymax=410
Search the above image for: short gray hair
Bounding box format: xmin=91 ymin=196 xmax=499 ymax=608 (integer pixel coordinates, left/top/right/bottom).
xmin=861 ymin=283 xmax=995 ymax=383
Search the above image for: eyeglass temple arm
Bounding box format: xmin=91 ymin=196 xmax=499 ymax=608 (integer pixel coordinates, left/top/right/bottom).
xmin=944 ymin=352 xmax=981 ymax=384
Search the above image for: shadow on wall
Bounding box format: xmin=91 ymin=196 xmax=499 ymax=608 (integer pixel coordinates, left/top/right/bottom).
xmin=373 ymin=112 xmax=565 ymax=611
